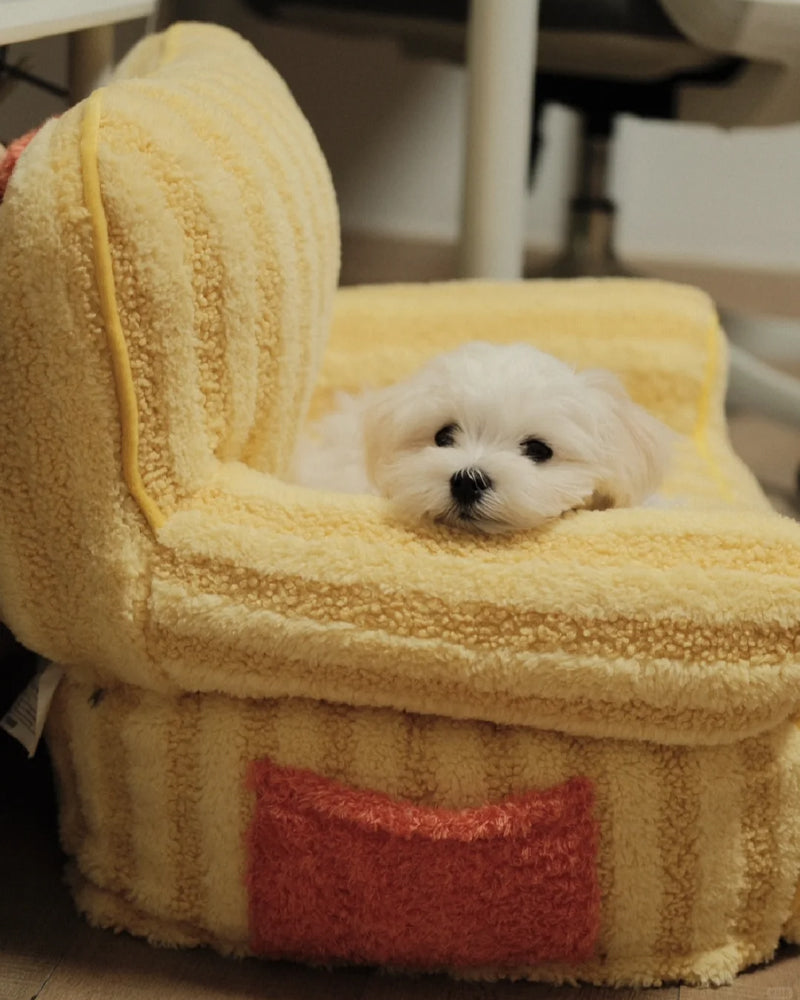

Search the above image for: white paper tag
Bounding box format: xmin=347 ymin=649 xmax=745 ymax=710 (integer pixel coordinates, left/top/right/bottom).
xmin=1 ymin=661 xmax=63 ymax=757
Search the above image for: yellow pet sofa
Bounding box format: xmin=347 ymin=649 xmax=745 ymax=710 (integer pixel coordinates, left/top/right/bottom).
xmin=1 ymin=22 xmax=800 ymax=989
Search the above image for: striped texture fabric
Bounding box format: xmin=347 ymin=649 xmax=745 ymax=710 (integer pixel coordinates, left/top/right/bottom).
xmin=48 ymin=678 xmax=800 ymax=987
xmin=0 ymin=22 xmax=338 ymax=673
xmin=0 ymin=22 xmax=799 ymax=989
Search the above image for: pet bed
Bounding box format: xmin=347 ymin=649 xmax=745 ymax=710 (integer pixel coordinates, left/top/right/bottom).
xmin=1 ymin=22 xmax=799 ymax=989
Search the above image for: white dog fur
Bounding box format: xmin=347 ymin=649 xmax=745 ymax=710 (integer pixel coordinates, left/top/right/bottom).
xmin=293 ymin=341 xmax=673 ymax=534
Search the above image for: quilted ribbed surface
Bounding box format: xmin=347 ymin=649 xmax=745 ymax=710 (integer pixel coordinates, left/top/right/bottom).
xmin=0 ymin=22 xmax=339 ymax=679
xmin=49 ymin=677 xmax=800 ymax=987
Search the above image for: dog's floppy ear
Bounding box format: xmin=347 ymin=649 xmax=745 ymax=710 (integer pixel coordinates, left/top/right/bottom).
xmin=581 ymin=369 xmax=674 ymax=507
xmin=362 ymin=385 xmax=396 ymax=482
xmin=362 ymin=381 xmax=424 ymax=485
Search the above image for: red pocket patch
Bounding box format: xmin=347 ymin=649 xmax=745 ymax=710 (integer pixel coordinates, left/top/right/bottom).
xmin=247 ymin=759 xmax=600 ymax=969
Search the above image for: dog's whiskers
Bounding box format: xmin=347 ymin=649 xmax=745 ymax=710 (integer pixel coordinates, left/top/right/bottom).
xmin=437 ymin=500 xmax=511 ymax=534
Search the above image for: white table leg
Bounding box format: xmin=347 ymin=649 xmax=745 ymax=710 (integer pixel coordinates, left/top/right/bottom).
xmin=68 ymin=24 xmax=115 ymax=103
xmin=459 ymin=0 xmax=539 ymax=279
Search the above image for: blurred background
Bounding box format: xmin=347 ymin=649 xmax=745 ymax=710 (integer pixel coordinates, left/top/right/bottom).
xmin=2 ymin=0 xmax=799 ymax=293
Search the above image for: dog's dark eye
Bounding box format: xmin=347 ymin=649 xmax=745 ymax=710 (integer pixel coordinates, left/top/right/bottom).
xmin=434 ymin=423 xmax=458 ymax=447
xmin=522 ymin=437 xmax=553 ymax=463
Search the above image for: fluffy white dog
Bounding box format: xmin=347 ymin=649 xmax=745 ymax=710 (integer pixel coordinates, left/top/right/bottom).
xmin=293 ymin=341 xmax=673 ymax=534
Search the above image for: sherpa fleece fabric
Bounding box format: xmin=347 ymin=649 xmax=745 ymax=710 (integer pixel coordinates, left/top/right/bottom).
xmin=247 ymin=761 xmax=600 ymax=968
xmin=1 ymin=20 xmax=799 ymax=990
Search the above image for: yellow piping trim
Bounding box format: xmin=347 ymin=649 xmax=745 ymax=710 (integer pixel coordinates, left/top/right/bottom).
xmin=692 ymin=317 xmax=735 ymax=503
xmin=80 ymin=93 xmax=165 ymax=533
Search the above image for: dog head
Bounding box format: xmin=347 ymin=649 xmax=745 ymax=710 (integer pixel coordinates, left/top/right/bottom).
xmin=363 ymin=341 xmax=672 ymax=534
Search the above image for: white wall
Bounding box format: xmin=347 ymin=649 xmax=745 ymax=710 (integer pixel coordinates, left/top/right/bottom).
xmin=613 ymin=115 xmax=800 ymax=270
xmin=3 ymin=4 xmax=799 ymax=271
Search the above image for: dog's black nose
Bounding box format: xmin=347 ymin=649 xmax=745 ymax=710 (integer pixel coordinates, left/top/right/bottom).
xmin=450 ymin=468 xmax=493 ymax=506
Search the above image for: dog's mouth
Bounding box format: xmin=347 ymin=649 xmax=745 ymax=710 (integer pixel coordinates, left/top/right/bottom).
xmin=436 ymin=502 xmax=512 ymax=535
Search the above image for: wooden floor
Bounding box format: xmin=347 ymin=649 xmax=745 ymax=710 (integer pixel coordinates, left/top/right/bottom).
xmin=3 ymin=250 xmax=800 ymax=998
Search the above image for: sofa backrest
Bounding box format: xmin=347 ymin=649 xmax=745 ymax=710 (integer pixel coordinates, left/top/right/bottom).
xmin=0 ymin=23 xmax=339 ymax=669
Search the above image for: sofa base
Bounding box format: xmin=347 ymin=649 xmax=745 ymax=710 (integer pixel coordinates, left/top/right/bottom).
xmin=68 ymin=865 xmax=786 ymax=989
xmin=47 ymin=676 xmax=800 ymax=989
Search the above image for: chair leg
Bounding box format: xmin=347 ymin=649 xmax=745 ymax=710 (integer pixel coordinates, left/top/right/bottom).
xmin=68 ymin=26 xmax=115 ymax=103
xmin=722 ymin=311 xmax=800 ymax=365
xmin=545 ymin=126 xmax=631 ymax=278
xmin=727 ymin=343 xmax=800 ymax=430
xmin=458 ymin=0 xmax=539 ymax=279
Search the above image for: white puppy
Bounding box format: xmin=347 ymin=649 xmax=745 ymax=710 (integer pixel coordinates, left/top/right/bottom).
xmin=293 ymin=341 xmax=673 ymax=534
